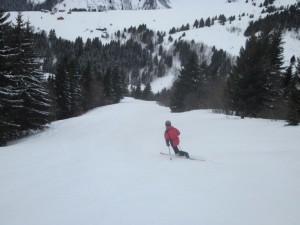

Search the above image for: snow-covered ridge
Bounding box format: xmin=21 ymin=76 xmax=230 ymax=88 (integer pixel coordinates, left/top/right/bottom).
xmin=54 ymin=0 xmax=170 ymax=11
xmin=28 ymin=0 xmax=47 ymax=5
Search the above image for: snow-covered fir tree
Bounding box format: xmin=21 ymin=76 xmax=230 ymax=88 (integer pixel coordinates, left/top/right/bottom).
xmin=12 ymin=18 xmax=51 ymax=131
xmin=0 ymin=12 xmax=50 ymax=145
xmin=81 ymin=61 xmax=93 ymax=111
xmin=286 ymin=58 xmax=300 ymax=125
xmin=0 ymin=9 xmax=19 ymax=146
xmin=68 ymin=59 xmax=83 ymax=116
xmin=55 ymin=57 xmax=72 ymax=120
xmin=112 ymin=65 xmax=127 ymax=103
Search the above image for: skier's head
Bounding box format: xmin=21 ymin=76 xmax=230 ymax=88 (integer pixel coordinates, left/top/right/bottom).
xmin=165 ymin=120 xmax=171 ymax=127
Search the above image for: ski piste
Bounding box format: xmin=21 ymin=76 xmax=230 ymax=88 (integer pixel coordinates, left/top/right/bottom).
xmin=160 ymin=152 xmax=205 ymax=161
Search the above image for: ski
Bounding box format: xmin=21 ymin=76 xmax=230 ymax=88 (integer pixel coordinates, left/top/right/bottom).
xmin=160 ymin=152 xmax=205 ymax=161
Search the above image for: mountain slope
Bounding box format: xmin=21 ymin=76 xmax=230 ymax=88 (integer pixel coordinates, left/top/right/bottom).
xmin=53 ymin=0 xmax=170 ymax=11
xmin=0 ymin=98 xmax=300 ymax=225
xmin=15 ymin=0 xmax=299 ymax=65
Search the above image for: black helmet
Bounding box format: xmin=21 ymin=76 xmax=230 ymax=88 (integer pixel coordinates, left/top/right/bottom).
xmin=165 ymin=120 xmax=171 ymax=126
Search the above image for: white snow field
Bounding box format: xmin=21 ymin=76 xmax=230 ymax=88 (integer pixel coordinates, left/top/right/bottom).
xmin=0 ymin=97 xmax=300 ymax=225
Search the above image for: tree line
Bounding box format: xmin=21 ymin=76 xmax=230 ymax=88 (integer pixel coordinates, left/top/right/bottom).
xmin=166 ymin=27 xmax=300 ymax=125
xmin=245 ymin=3 xmax=300 ymax=36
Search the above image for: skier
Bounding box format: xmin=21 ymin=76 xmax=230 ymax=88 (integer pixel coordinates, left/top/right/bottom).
xmin=164 ymin=120 xmax=190 ymax=158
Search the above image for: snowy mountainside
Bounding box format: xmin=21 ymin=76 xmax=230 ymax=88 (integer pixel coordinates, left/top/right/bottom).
xmin=18 ymin=0 xmax=299 ymax=60
xmin=29 ymin=0 xmax=47 ymax=4
xmin=54 ymin=0 xmax=170 ymax=11
xmin=11 ymin=0 xmax=300 ymax=91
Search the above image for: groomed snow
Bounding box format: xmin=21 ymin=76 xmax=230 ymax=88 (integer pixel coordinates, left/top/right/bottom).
xmin=0 ymin=98 xmax=300 ymax=225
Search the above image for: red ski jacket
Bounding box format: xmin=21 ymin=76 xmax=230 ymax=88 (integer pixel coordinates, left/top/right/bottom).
xmin=164 ymin=125 xmax=180 ymax=147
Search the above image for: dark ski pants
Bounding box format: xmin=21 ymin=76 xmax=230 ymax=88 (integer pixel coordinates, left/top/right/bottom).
xmin=172 ymin=146 xmax=189 ymax=157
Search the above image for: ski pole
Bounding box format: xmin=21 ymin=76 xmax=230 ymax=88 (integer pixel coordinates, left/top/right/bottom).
xmin=168 ymin=146 xmax=172 ymax=160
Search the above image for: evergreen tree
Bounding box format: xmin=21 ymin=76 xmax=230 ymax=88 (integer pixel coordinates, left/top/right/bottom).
xmin=205 ymin=17 xmax=211 ymax=27
xmin=284 ymin=64 xmax=293 ymax=88
xmin=81 ymin=61 xmax=92 ymax=111
xmin=286 ymin=58 xmax=300 ymax=125
xmin=112 ymin=65 xmax=126 ymax=103
xmin=262 ymin=28 xmax=284 ymax=110
xmin=55 ymin=57 xmax=71 ymax=120
xmin=133 ymin=82 xmax=142 ymax=99
xmin=89 ymin=71 xmax=105 ymax=109
xmin=68 ymin=59 xmax=82 ymax=116
xmin=283 ymin=56 xmax=296 ymax=98
xmin=193 ymin=19 xmax=199 ymax=28
xmin=0 ymin=9 xmax=19 ymax=145
xmin=1 ymin=12 xmax=50 ymax=144
xmin=170 ymin=51 xmax=203 ymax=112
xmin=169 ymin=27 xmax=176 ymax=34
xmin=218 ymin=14 xmax=227 ymax=25
xmin=74 ymin=37 xmax=84 ymax=57
xmin=103 ymin=67 xmax=113 ymax=98
xmin=226 ymin=34 xmax=267 ymax=118
xmin=199 ymin=18 xmax=205 ymax=28
xmin=14 ymin=20 xmax=51 ymax=130
xmin=142 ymin=82 xmax=153 ymax=100
xmin=226 ymin=29 xmax=284 ymax=118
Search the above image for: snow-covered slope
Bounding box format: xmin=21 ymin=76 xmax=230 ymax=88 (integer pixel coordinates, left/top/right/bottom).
xmin=53 ymin=0 xmax=170 ymax=11
xmin=0 ymin=98 xmax=300 ymax=225
xmin=30 ymin=0 xmax=47 ymax=4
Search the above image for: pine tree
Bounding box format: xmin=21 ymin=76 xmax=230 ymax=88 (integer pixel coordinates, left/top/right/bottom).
xmin=81 ymin=61 xmax=92 ymax=111
xmin=74 ymin=37 xmax=84 ymax=57
xmin=112 ymin=65 xmax=126 ymax=103
xmin=205 ymin=17 xmax=211 ymax=27
xmin=199 ymin=18 xmax=205 ymax=28
xmin=103 ymin=67 xmax=114 ymax=98
xmin=170 ymin=51 xmax=203 ymax=112
xmin=55 ymin=57 xmax=71 ymax=120
xmin=14 ymin=20 xmax=51 ymax=130
xmin=286 ymin=58 xmax=300 ymax=125
xmin=142 ymin=82 xmax=153 ymax=100
xmin=226 ymin=34 xmax=266 ymax=118
xmin=226 ymin=29 xmax=284 ymax=118
xmin=193 ymin=19 xmax=199 ymax=28
xmin=68 ymin=59 xmax=82 ymax=116
xmin=0 ymin=9 xmax=20 ymax=145
xmin=262 ymin=28 xmax=284 ymax=107
xmin=1 ymin=12 xmax=50 ymax=144
xmin=134 ymin=82 xmax=142 ymax=99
